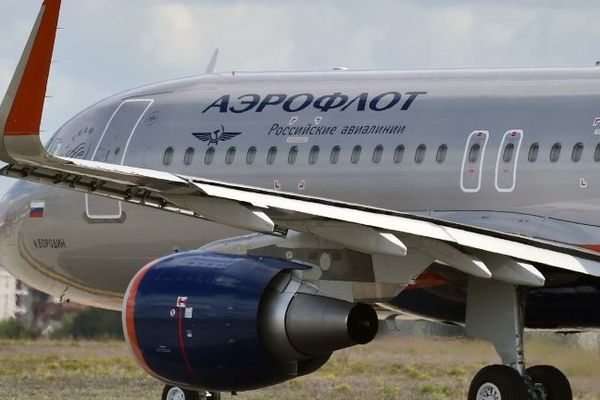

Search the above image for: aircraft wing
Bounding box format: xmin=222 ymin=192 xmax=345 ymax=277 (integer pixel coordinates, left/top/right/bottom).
xmin=3 ymin=0 xmax=600 ymax=287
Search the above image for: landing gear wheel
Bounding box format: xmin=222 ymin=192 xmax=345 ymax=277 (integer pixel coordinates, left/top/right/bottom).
xmin=162 ymin=386 xmax=199 ymax=400
xmin=468 ymin=365 xmax=527 ymax=400
xmin=526 ymin=365 xmax=572 ymax=400
xmin=161 ymin=385 xmax=221 ymax=400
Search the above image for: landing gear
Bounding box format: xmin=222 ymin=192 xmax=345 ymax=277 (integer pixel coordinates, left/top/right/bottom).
xmin=465 ymin=276 xmax=572 ymax=400
xmin=161 ymin=385 xmax=221 ymax=400
xmin=526 ymin=365 xmax=572 ymax=399
xmin=468 ymin=365 xmax=527 ymax=400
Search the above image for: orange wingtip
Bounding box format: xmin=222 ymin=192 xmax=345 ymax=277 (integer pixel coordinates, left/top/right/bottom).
xmin=4 ymin=0 xmax=61 ymax=136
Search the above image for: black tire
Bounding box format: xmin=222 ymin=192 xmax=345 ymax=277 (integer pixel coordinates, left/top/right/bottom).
xmin=468 ymin=365 xmax=528 ymax=400
xmin=161 ymin=385 xmax=200 ymax=400
xmin=205 ymin=392 xmax=221 ymax=400
xmin=527 ymin=365 xmax=572 ymax=400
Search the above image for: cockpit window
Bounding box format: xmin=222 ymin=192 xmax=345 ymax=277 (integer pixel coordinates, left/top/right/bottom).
xmin=44 ymin=126 xmax=65 ymax=155
xmin=46 ymin=137 xmax=63 ymax=155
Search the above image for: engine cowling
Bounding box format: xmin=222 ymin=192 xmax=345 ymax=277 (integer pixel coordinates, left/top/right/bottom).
xmin=123 ymin=250 xmax=378 ymax=392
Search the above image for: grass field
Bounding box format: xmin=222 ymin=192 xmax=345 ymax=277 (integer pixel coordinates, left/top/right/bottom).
xmin=0 ymin=336 xmax=599 ymax=400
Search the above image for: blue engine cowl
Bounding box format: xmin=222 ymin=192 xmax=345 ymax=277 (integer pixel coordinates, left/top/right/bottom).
xmin=123 ymin=251 xmax=378 ymax=392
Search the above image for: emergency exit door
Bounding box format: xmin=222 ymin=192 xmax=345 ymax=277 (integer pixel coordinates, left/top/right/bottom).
xmin=85 ymin=99 xmax=154 ymax=220
xmin=495 ymin=129 xmax=523 ymax=192
xmin=460 ymin=131 xmax=489 ymax=193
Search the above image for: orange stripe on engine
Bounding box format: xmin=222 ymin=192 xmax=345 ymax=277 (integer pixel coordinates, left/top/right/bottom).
xmin=125 ymin=260 xmax=158 ymax=378
xmin=5 ymin=0 xmax=61 ymax=136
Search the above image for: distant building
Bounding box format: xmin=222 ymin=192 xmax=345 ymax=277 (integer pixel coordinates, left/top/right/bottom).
xmin=0 ymin=267 xmax=30 ymax=321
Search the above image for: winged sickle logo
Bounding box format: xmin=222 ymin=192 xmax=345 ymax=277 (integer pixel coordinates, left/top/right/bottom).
xmin=192 ymin=125 xmax=242 ymax=145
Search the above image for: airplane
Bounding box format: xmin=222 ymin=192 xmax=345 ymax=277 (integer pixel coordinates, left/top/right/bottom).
xmin=1 ymin=0 xmax=600 ymax=399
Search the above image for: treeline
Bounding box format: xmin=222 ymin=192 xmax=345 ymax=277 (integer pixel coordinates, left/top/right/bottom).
xmin=0 ymin=308 xmax=123 ymax=340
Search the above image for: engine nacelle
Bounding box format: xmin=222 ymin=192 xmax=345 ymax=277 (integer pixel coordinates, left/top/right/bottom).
xmin=123 ymin=251 xmax=378 ymax=392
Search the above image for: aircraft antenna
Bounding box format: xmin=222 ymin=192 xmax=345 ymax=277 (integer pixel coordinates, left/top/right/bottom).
xmin=205 ymin=48 xmax=220 ymax=74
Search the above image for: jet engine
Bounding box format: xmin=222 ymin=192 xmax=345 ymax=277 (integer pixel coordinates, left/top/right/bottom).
xmin=122 ymin=250 xmax=378 ymax=392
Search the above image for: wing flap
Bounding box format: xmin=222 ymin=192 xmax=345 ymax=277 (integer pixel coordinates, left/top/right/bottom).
xmin=4 ymin=158 xmax=600 ymax=279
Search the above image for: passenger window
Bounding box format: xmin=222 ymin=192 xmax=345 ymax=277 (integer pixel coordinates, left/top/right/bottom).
xmin=372 ymin=145 xmax=384 ymax=164
xmin=550 ymin=143 xmax=561 ymax=162
xmin=204 ymin=147 xmax=215 ymax=165
xmin=572 ymin=142 xmax=584 ymax=162
xmin=267 ymin=146 xmax=278 ymax=165
xmin=309 ymin=145 xmax=320 ymax=165
xmin=330 ymin=145 xmax=341 ymax=164
xmin=393 ymin=145 xmax=405 ymax=164
xmin=351 ymin=145 xmax=362 ymax=164
xmin=183 ymin=147 xmax=195 ymax=166
xmin=225 ymin=146 xmax=236 ymax=165
xmin=415 ymin=144 xmax=426 ymax=163
xmin=468 ymin=143 xmax=480 ymax=163
xmin=163 ymin=146 xmax=174 ymax=166
xmin=595 ymin=144 xmax=600 ymax=162
xmin=47 ymin=137 xmax=63 ymax=155
xmin=288 ymin=146 xmax=298 ymax=164
xmin=436 ymin=144 xmax=447 ymax=164
xmin=502 ymin=143 xmax=515 ymax=163
xmin=246 ymin=146 xmax=257 ymax=165
xmin=528 ymin=143 xmax=539 ymax=162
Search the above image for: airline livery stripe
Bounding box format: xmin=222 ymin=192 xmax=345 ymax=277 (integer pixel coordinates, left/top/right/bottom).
xmin=177 ymin=307 xmax=196 ymax=378
xmin=124 ymin=260 xmax=159 ymax=380
xmin=4 ymin=0 xmax=61 ymax=136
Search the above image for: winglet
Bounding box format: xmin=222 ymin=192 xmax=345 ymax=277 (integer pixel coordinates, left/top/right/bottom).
xmin=0 ymin=0 xmax=61 ymax=162
xmin=204 ymin=48 xmax=219 ymax=74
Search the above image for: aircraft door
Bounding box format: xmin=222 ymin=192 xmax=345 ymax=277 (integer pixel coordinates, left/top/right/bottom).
xmin=495 ymin=129 xmax=523 ymax=192
xmin=85 ymin=99 xmax=154 ymax=220
xmin=460 ymin=131 xmax=489 ymax=192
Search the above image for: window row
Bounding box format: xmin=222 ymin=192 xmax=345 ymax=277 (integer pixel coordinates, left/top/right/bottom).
xmin=462 ymin=141 xmax=598 ymax=165
xmin=520 ymin=142 xmax=593 ymax=163
xmin=162 ymin=144 xmax=451 ymax=166
xmin=164 ymin=141 xmax=600 ymax=167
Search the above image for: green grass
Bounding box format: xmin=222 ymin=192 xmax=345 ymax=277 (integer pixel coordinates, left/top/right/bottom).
xmin=0 ymin=336 xmax=598 ymax=400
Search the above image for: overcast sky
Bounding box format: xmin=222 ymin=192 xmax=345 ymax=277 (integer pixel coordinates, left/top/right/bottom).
xmin=1 ymin=0 xmax=600 ymax=192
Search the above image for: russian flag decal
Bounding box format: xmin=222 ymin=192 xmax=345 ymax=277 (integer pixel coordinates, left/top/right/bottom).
xmin=29 ymin=201 xmax=45 ymax=218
